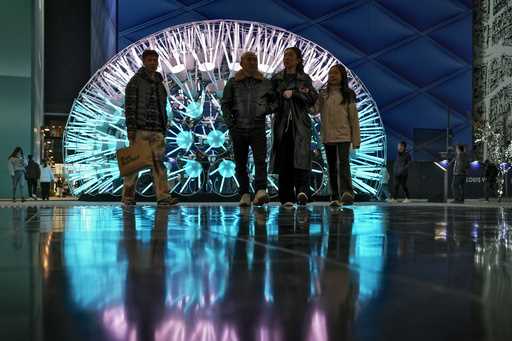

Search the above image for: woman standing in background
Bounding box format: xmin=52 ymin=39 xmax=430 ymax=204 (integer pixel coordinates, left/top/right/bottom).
xmin=7 ymin=146 xmax=26 ymax=202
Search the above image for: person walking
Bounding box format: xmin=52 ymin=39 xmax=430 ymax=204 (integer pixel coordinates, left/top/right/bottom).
xmin=25 ymin=154 xmax=40 ymax=200
xmin=315 ymin=64 xmax=360 ymax=207
xmin=388 ymin=141 xmax=412 ymax=203
xmin=270 ymin=47 xmax=318 ymax=207
xmin=221 ymin=51 xmax=275 ymax=207
xmin=40 ymin=160 xmax=54 ymax=200
xmin=7 ymin=147 xmax=26 ymax=202
xmin=483 ymin=159 xmax=498 ymax=201
xmin=123 ymin=49 xmax=178 ymax=207
xmin=450 ymin=144 xmax=469 ymax=203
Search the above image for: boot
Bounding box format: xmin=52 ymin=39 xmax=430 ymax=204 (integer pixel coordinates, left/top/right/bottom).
xmin=239 ymin=193 xmax=251 ymax=207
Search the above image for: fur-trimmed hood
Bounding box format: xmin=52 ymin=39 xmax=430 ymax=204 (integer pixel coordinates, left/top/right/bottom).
xmin=234 ymin=69 xmax=264 ymax=81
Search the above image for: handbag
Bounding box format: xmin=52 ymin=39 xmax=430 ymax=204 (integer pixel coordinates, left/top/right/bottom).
xmin=116 ymin=140 xmax=153 ymax=177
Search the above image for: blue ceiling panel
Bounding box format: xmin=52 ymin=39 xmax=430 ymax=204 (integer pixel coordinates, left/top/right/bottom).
xmin=428 ymin=14 xmax=472 ymax=64
xmin=117 ymin=0 xmax=473 ymax=159
xmin=119 ymin=0 xmax=181 ymax=31
xmin=282 ymin=0 xmax=357 ymax=19
xmin=428 ymin=69 xmax=473 ymax=115
xmin=351 ymin=61 xmax=416 ymax=109
xmin=375 ymin=0 xmax=467 ymax=31
xmin=193 ymin=0 xmax=306 ymax=29
xmin=321 ymin=2 xmax=416 ymax=55
xmin=376 ymin=37 xmax=466 ymax=87
xmin=297 ymin=25 xmax=364 ymax=66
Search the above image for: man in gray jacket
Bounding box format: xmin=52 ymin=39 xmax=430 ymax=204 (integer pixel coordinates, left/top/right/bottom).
xmin=123 ymin=49 xmax=177 ymax=207
xmin=221 ymin=52 xmax=275 ymax=206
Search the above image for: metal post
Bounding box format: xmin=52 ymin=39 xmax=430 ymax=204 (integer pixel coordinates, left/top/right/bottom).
xmin=444 ymin=110 xmax=451 ymax=202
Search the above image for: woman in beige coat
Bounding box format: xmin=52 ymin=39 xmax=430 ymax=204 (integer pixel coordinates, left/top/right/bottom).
xmin=315 ymin=64 xmax=361 ymax=206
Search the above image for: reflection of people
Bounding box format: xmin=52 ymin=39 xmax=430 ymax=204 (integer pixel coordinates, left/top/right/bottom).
xmin=123 ymin=207 xmax=169 ymax=341
xmin=25 ymin=154 xmax=40 ymax=199
xmin=221 ymin=52 xmax=275 ymax=207
xmin=483 ymin=159 xmax=498 ymax=201
xmin=388 ymin=141 xmax=411 ymax=203
xmin=40 ymin=159 xmax=54 ymax=200
xmin=271 ymin=47 xmax=318 ymax=207
xmin=123 ymin=49 xmax=177 ymax=207
xmin=450 ymin=144 xmax=469 ymax=203
xmin=315 ymin=64 xmax=360 ymax=207
xmin=7 ymin=146 xmax=26 ymax=202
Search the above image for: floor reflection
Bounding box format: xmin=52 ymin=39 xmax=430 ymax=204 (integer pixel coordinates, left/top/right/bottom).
xmin=1 ymin=204 xmax=511 ymax=340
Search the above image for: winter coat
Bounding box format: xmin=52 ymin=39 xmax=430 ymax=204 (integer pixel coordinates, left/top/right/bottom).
xmin=451 ymin=152 xmax=469 ymax=176
xmin=484 ymin=162 xmax=498 ymax=181
xmin=124 ymin=67 xmax=168 ymax=133
xmin=394 ymin=151 xmax=412 ymax=176
xmin=314 ymin=89 xmax=360 ymax=146
xmin=270 ymin=70 xmax=318 ymax=172
xmin=40 ymin=166 xmax=54 ymax=183
xmin=7 ymin=156 xmax=26 ymax=176
xmin=221 ymin=70 xmax=275 ymax=131
xmin=26 ymin=160 xmax=41 ymax=179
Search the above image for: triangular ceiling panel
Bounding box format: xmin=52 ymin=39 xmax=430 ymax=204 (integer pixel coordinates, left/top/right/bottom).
xmin=320 ymin=2 xmax=416 ymax=55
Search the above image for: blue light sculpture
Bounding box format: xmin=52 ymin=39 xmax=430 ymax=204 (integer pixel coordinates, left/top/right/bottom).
xmin=63 ymin=20 xmax=386 ymax=198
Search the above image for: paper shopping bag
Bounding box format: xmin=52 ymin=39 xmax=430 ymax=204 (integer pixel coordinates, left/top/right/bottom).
xmin=116 ymin=140 xmax=153 ymax=177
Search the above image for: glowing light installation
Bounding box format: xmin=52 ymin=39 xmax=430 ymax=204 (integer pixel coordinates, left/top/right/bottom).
xmin=64 ymin=20 xmax=386 ymax=198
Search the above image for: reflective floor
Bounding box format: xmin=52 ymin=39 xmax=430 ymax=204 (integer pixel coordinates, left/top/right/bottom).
xmin=0 ymin=203 xmax=511 ymax=341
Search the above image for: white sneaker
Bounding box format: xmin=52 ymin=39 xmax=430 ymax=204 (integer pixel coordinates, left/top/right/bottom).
xmin=402 ymin=198 xmax=411 ymax=203
xmin=386 ymin=198 xmax=396 ymax=203
xmin=297 ymin=192 xmax=308 ymax=205
xmin=239 ymin=193 xmax=251 ymax=207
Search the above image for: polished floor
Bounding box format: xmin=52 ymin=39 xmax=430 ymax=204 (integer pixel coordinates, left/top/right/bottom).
xmin=0 ymin=203 xmax=511 ymax=341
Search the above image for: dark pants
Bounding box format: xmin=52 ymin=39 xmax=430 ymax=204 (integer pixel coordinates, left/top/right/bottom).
xmin=452 ymin=175 xmax=466 ymax=201
xmin=278 ymin=127 xmax=310 ymax=204
xmin=393 ymin=174 xmax=410 ymax=199
xmin=232 ymin=128 xmax=267 ymax=195
xmin=484 ymin=179 xmax=496 ymax=200
xmin=27 ymin=178 xmax=38 ymax=197
xmin=41 ymin=182 xmax=51 ymax=200
xmin=324 ymin=142 xmax=352 ymax=200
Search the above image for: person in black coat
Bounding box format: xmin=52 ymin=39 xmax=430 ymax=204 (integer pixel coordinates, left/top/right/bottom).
xmin=25 ymin=154 xmax=40 ymax=200
xmin=270 ymin=47 xmax=318 ymax=206
xmin=483 ymin=159 xmax=498 ymax=201
xmin=388 ymin=141 xmax=412 ymax=202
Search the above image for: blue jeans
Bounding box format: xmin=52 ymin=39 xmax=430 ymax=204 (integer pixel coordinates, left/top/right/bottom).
xmin=12 ymin=170 xmax=25 ymax=199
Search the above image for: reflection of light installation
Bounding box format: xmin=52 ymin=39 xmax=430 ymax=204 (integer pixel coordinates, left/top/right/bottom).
xmin=349 ymin=206 xmax=386 ymax=301
xmin=64 ymin=208 xmax=127 ymax=309
xmin=64 ymin=20 xmax=385 ymax=198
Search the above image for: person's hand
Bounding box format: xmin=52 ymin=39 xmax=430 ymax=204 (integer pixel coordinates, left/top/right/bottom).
xmin=127 ymin=131 xmax=136 ymax=143
xmin=299 ymin=86 xmax=309 ymax=93
xmin=283 ymin=90 xmax=293 ymax=99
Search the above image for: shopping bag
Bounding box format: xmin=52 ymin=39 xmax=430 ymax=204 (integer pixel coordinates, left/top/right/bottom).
xmin=116 ymin=140 xmax=153 ymax=177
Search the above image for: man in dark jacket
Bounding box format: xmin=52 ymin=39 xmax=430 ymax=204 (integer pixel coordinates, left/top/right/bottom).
xmin=450 ymin=144 xmax=470 ymax=203
xmin=221 ymin=52 xmax=275 ymax=206
xmin=123 ymin=49 xmax=177 ymax=207
xmin=388 ymin=141 xmax=412 ymax=203
xmin=25 ymin=155 xmax=40 ymax=199
xmin=483 ymin=159 xmax=498 ymax=201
